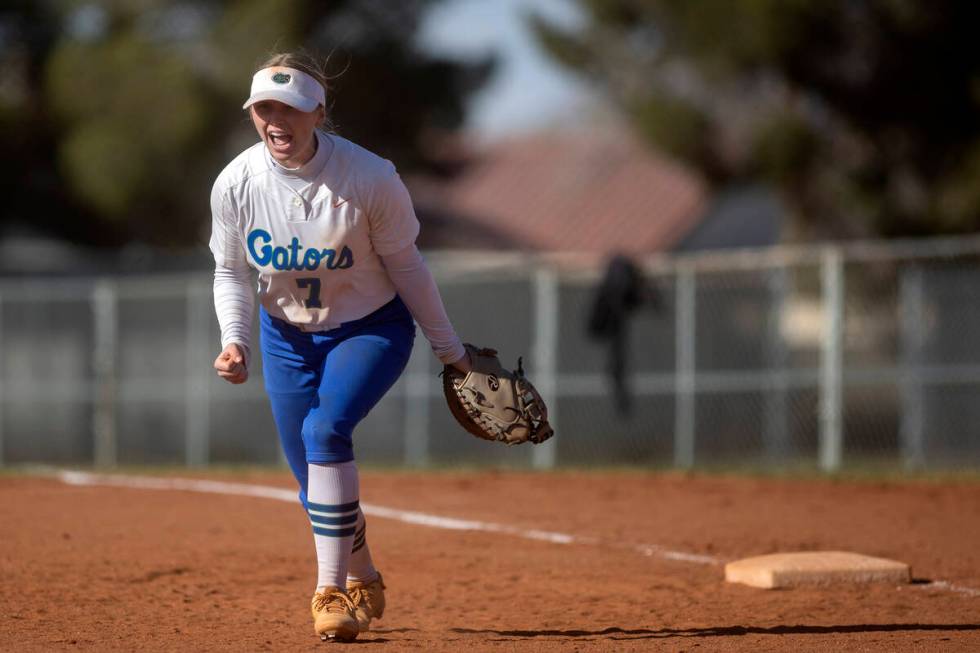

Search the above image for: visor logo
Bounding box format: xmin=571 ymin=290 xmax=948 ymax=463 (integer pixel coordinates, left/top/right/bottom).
xmin=272 ymin=72 xmax=291 ymax=84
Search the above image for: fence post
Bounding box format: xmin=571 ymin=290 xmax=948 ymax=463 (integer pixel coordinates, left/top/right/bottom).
xmin=403 ymin=337 xmax=431 ymax=467
xmin=819 ymin=247 xmax=844 ymax=472
xmin=532 ymin=264 xmax=558 ymax=469
xmin=185 ymin=280 xmax=211 ymax=466
xmin=92 ymin=280 xmax=118 ymax=467
xmin=674 ymin=263 xmax=696 ymax=468
xmin=899 ymin=265 xmax=925 ymax=469
xmin=763 ymin=265 xmax=790 ymax=461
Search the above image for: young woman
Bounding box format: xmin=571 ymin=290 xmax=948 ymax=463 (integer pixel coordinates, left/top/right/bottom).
xmin=209 ymin=51 xmax=470 ymax=642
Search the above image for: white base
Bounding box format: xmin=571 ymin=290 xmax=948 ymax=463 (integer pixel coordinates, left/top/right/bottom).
xmin=725 ymin=551 xmax=911 ymax=589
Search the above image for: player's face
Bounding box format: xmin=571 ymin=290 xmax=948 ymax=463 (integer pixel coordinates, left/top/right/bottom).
xmin=250 ymin=100 xmax=325 ymax=168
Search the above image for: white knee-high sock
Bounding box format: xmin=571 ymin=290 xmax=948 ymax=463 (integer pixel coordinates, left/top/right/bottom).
xmin=307 ymin=462 xmax=359 ymax=592
xmin=346 ymin=509 xmax=379 ymax=584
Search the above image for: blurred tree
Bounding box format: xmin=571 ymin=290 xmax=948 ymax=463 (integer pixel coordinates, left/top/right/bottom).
xmin=531 ymin=0 xmax=980 ymax=239
xmin=0 ymin=0 xmax=491 ymax=247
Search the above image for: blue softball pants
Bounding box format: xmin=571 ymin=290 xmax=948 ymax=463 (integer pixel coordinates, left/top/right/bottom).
xmin=260 ymin=295 xmax=415 ymax=507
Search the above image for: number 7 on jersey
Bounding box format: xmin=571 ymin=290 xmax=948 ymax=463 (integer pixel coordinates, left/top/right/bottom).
xmin=296 ymin=278 xmax=322 ymax=308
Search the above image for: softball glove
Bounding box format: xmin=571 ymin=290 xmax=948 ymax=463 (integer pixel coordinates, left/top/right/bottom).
xmin=442 ymin=344 xmax=554 ymax=445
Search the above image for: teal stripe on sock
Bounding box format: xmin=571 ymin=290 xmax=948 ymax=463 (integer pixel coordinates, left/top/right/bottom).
xmin=309 ymin=512 xmax=359 ymax=526
xmin=308 ymin=499 xmax=359 ymax=513
xmin=312 ymin=525 xmax=356 ymax=538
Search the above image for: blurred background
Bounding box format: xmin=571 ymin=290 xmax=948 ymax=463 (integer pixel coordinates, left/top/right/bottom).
xmin=1 ymin=0 xmax=979 ymax=471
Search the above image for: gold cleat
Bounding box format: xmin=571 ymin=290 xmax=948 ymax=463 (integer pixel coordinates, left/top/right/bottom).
xmin=346 ymin=572 xmax=386 ymax=631
xmin=311 ymin=586 xmax=359 ymax=642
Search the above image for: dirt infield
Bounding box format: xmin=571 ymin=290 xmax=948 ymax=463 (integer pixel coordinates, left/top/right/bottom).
xmin=2 ymin=469 xmax=979 ymax=651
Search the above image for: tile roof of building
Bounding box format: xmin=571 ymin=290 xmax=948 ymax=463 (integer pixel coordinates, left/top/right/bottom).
xmin=410 ymin=131 xmax=708 ymax=254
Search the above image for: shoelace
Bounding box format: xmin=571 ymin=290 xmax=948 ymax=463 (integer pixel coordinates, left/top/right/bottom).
xmin=348 ymin=586 xmax=366 ymax=608
xmin=313 ymin=591 xmax=355 ymax=615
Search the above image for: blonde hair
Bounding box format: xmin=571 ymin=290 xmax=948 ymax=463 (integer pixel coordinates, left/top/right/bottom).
xmin=255 ymin=50 xmax=335 ymax=130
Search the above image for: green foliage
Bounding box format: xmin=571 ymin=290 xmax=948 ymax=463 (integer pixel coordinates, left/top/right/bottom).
xmin=532 ymin=0 xmax=980 ymax=238
xmin=59 ymin=120 xmax=147 ymax=218
xmin=630 ymin=94 xmax=709 ymax=167
xmin=649 ymin=0 xmax=822 ymax=69
xmin=933 ymin=143 xmax=980 ymax=233
xmin=0 ymin=0 xmax=490 ymax=246
xmin=46 ymin=35 xmax=210 ymax=222
xmin=750 ymin=112 xmax=819 ymax=186
xmin=209 ymin=0 xmax=305 ymax=94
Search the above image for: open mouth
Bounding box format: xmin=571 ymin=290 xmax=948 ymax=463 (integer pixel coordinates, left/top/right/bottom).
xmin=268 ymin=129 xmax=293 ymax=148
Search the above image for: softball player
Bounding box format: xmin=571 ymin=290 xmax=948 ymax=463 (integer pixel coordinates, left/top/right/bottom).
xmin=210 ymin=51 xmax=470 ymax=642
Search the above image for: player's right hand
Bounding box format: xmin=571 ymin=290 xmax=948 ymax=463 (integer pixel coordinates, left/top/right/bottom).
xmin=214 ymin=343 xmax=248 ymax=384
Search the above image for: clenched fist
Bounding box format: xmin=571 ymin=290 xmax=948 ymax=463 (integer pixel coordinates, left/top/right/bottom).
xmin=214 ymin=343 xmax=248 ymax=384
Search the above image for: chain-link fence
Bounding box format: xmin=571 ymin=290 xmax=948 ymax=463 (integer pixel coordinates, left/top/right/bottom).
xmin=2 ymin=236 xmax=980 ymax=471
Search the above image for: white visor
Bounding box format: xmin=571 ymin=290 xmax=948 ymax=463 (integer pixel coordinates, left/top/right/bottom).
xmin=242 ymin=66 xmax=325 ymax=113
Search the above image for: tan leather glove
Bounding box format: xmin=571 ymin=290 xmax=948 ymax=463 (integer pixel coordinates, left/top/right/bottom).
xmin=442 ymin=344 xmax=554 ymax=445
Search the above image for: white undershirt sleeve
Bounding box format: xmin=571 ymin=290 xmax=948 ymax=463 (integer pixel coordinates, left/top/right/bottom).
xmin=213 ymin=263 xmax=254 ymax=365
xmin=366 ymin=164 xmax=421 ymax=256
xmin=209 ymin=183 xmax=255 ymax=364
xmin=380 ymin=244 xmax=466 ymax=365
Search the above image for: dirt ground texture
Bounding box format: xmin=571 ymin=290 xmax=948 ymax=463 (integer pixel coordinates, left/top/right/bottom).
xmin=2 ymin=469 xmax=979 ymax=652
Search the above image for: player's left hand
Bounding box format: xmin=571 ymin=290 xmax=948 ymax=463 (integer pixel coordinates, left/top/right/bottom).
xmin=214 ymin=343 xmax=248 ymax=384
xmin=449 ymin=349 xmax=472 ymax=374
xmin=442 ymin=344 xmax=554 ymax=445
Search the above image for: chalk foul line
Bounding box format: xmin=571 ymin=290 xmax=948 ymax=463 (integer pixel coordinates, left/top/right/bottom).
xmin=55 ymin=470 xmax=721 ymax=566
xmin=918 ymin=580 xmax=980 ymax=598
xmin=54 ymin=470 xmax=979 ymax=597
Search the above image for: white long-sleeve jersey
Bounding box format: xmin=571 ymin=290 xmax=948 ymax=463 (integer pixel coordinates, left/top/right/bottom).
xmin=209 ymin=130 xmax=465 ymax=365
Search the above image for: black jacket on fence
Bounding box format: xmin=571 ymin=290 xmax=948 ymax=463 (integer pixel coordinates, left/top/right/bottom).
xmin=586 ymin=254 xmax=659 ymax=416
